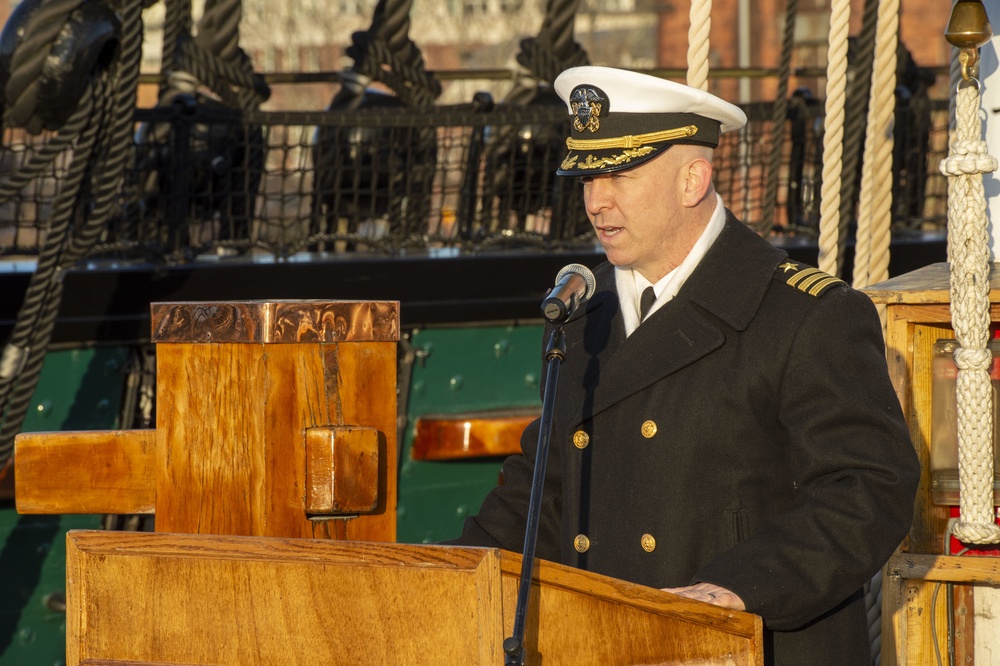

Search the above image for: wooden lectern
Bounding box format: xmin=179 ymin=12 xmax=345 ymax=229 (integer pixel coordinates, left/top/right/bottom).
xmin=66 ymin=530 xmax=764 ymax=665
xmin=16 ymin=299 xmax=764 ymax=665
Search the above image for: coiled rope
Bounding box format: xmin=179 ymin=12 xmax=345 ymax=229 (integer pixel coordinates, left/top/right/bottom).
xmin=504 ymin=0 xmax=589 ymax=107
xmin=164 ymin=0 xmax=269 ymax=113
xmin=159 ymin=0 xmax=191 ymax=98
xmin=0 ymin=0 xmax=144 ymax=471
xmin=941 ymin=77 xmax=1000 ymax=544
xmin=3 ymin=0 xmax=84 ymax=134
xmin=336 ymin=0 xmax=441 ymax=107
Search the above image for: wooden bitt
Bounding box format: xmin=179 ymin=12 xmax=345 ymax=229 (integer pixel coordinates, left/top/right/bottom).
xmin=66 ymin=530 xmax=764 ymax=666
xmin=14 ymin=300 xmax=399 ymax=544
xmin=151 ymin=300 xmax=399 ymax=541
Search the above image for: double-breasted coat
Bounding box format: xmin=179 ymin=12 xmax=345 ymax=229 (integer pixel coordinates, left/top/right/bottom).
xmin=451 ymin=213 xmax=920 ymax=665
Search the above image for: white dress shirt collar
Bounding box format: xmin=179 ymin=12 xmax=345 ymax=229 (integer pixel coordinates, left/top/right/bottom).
xmin=617 ymin=195 xmax=726 ymax=337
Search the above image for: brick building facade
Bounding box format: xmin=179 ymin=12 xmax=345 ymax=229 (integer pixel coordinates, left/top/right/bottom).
xmin=655 ymin=0 xmax=954 ymax=101
xmin=0 ymin=1 xmax=966 ymax=107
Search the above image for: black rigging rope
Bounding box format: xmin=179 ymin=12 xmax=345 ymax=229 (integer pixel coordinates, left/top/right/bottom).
xmin=163 ymin=0 xmax=269 ymax=112
xmin=480 ymin=0 xmax=589 ymax=239
xmin=839 ymin=0 xmax=880 ymax=258
xmin=159 ymin=0 xmax=191 ymax=97
xmin=504 ymin=0 xmax=589 ymax=106
xmin=757 ymin=0 xmax=798 ymax=235
xmin=335 ymin=0 xmax=441 ymax=107
xmin=0 ymin=0 xmax=144 ymax=469
xmin=3 ymin=0 xmax=84 ymax=134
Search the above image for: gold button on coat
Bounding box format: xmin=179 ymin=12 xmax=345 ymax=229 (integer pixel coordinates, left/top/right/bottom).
xmin=641 ymin=420 xmax=657 ymax=438
xmin=573 ymin=430 xmax=590 ymax=449
xmin=574 ymin=534 xmax=591 ymax=553
xmin=641 ymin=534 xmax=656 ymax=552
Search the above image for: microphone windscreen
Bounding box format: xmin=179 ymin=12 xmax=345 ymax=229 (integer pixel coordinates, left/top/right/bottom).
xmin=555 ymin=264 xmax=596 ymax=301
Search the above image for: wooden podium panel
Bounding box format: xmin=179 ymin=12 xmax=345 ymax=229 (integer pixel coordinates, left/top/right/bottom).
xmin=67 ymin=530 xmax=763 ymax=666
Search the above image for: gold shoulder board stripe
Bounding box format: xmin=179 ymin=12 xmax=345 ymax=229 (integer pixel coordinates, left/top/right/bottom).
xmin=779 ymin=262 xmax=846 ymax=297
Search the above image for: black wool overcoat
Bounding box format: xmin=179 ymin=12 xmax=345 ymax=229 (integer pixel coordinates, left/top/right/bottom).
xmin=450 ymin=212 xmax=920 ymax=666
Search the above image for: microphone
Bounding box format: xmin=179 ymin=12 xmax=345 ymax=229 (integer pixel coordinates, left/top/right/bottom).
xmin=541 ymin=264 xmax=596 ymax=323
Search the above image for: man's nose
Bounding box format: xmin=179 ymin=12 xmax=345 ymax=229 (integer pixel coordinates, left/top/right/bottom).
xmin=584 ymin=179 xmax=611 ymax=215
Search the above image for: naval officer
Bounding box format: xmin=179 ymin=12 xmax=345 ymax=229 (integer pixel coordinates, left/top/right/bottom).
xmin=448 ymin=66 xmax=920 ymax=665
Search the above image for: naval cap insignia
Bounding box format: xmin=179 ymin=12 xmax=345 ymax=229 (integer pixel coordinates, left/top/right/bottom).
xmin=570 ymin=85 xmax=606 ymax=133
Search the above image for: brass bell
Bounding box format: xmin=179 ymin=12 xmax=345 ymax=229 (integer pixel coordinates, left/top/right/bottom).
xmin=946 ymin=0 xmax=993 ymax=50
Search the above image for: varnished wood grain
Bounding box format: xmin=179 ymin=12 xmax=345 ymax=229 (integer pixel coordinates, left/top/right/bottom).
xmin=155 ymin=342 xmax=268 ymax=535
xmin=66 ymin=531 xmax=763 ymax=666
xmin=906 ymin=580 xmax=947 ymax=666
xmin=153 ymin=338 xmax=396 ymax=541
xmin=411 ymin=412 xmax=535 ymax=460
xmin=908 ymin=322 xmax=955 ymax=552
xmin=499 ymin=554 xmax=761 ymax=659
xmin=14 ymin=430 xmax=155 ymax=514
xmin=329 ymin=342 xmax=397 ymax=542
xmin=68 ymin=532 xmax=503 ymax=665
xmin=305 ymin=426 xmax=378 ymax=514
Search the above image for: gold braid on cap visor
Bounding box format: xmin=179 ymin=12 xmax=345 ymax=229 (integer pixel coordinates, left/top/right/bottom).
xmin=561 ymin=125 xmax=699 ymax=171
xmin=564 ymin=124 xmax=699 ymax=150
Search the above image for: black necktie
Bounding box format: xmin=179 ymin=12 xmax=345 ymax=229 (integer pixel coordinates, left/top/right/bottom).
xmin=639 ymin=286 xmax=656 ymax=321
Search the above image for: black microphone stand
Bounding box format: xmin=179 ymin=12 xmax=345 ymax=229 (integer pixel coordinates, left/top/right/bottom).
xmin=502 ymin=325 xmax=566 ymax=665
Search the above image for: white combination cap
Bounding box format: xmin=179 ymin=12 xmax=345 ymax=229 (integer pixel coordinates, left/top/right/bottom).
xmin=553 ymin=66 xmax=748 ymax=176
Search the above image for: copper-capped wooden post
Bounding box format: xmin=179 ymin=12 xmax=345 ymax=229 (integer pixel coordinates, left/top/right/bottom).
xmin=150 ymin=300 xmax=398 ymax=541
xmin=15 ymin=299 xmax=399 ymax=544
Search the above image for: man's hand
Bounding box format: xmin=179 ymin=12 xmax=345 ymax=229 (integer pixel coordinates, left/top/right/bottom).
xmin=661 ymin=582 xmax=746 ymax=611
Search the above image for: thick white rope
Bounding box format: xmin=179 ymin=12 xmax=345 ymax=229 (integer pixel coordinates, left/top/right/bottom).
xmin=687 ymin=0 xmax=711 ymax=91
xmin=942 ymin=80 xmax=1000 ymax=544
xmin=852 ymin=0 xmax=898 ymax=294
xmin=817 ymin=0 xmax=851 ymax=277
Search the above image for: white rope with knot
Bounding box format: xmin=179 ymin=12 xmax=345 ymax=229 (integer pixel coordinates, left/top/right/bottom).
xmin=941 ymin=81 xmax=1000 ymax=544
xmin=687 ymin=0 xmax=711 ymax=91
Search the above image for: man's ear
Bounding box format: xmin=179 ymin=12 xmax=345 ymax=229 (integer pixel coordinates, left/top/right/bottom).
xmin=681 ymin=157 xmax=714 ymax=207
